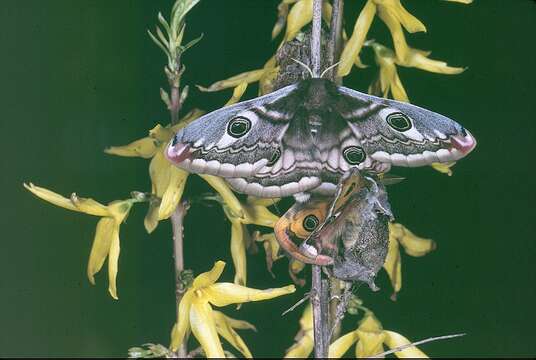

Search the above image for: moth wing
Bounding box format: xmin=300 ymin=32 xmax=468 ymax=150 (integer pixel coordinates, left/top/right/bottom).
xmin=167 ymin=83 xmax=301 ymax=179
xmin=226 ymin=109 xmax=322 ymax=198
xmin=335 ymin=86 xmax=476 ymax=167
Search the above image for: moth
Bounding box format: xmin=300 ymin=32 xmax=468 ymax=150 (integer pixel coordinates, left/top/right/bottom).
xmin=166 ymin=78 xmax=476 ymax=198
xmin=274 ymin=169 xmax=392 ymax=290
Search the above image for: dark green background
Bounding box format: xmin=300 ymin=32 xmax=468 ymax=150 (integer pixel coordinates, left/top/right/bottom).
xmin=2 ymin=0 xmax=535 ymax=357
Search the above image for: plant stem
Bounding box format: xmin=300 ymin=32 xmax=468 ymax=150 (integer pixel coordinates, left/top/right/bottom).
xmin=167 ymin=61 xmax=187 ymax=357
xmin=311 ymin=266 xmax=328 ymax=358
xmin=311 ymin=0 xmax=322 ymax=78
xmin=327 ymin=0 xmax=344 ymax=83
xmin=326 ymin=0 xmax=345 ymax=343
xmin=310 ymin=1 xmax=329 ymax=358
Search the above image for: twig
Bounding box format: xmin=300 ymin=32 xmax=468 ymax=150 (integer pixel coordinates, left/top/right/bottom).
xmin=370 ymin=333 xmax=467 ymax=358
xmin=281 ymin=293 xmax=311 ymax=316
xmin=328 ymin=281 xmax=352 ymax=342
xmin=310 ymin=1 xmax=329 ymax=358
xmin=170 ymin=201 xmax=190 ymax=358
xmin=327 ymin=0 xmax=344 ymax=82
xmin=166 ymin=42 xmax=187 ymax=356
xmin=311 ymin=266 xmax=328 ymax=358
xmin=311 ymin=0 xmax=322 ymax=78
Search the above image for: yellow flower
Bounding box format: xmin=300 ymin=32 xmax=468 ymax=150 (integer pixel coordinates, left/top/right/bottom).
xmin=170 ymin=261 xmax=295 ymax=357
xmin=397 ymin=47 xmax=465 ymax=75
xmin=431 ymin=161 xmax=456 ymax=176
xmin=284 ymin=0 xmax=332 ymax=42
xmin=252 ymin=231 xmax=283 ymax=276
xmin=105 ymin=110 xmax=257 ymax=235
xmin=368 ymin=41 xmax=409 ymax=102
xmin=210 ymin=194 xmax=280 ymax=286
xmin=328 ymin=311 xmax=428 ymax=358
xmin=196 ymin=69 xmax=266 ymax=93
xmin=338 ymin=0 xmax=377 ymax=76
xmin=284 ymin=304 xmax=313 ymax=358
xmin=383 ymin=223 xmax=436 ymax=298
xmin=23 ymin=183 xmax=142 ymax=299
xmin=105 ymin=109 xmax=204 ymax=233
xmin=374 ymin=0 xmax=425 ymax=62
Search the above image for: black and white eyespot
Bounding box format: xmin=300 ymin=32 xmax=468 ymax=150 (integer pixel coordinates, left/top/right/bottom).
xmin=343 ymin=146 xmax=366 ymax=165
xmin=267 ymin=148 xmax=281 ymax=166
xmin=302 ymin=214 xmax=319 ymax=232
xmin=226 ymin=117 xmax=252 ymax=138
xmin=386 ymin=112 xmax=412 ymax=132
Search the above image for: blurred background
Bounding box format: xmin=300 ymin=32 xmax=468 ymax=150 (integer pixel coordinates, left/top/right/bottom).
xmin=1 ymin=0 xmax=535 ymax=357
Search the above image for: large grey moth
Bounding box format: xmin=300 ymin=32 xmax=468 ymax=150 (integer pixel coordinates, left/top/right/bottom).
xmin=166 ymin=78 xmax=476 ymax=198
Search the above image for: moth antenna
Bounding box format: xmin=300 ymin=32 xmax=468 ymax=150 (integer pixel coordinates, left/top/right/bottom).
xmin=320 ymin=61 xmax=341 ymax=78
xmin=290 ymin=58 xmax=314 ymax=79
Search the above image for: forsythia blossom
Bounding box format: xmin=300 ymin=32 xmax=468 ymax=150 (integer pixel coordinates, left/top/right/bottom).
xmin=170 ymin=260 xmax=295 ymax=357
xmin=383 ymin=223 xmax=436 ymax=298
xmin=329 ymin=311 xmax=428 ymax=358
xmin=23 ymin=183 xmax=144 ymax=299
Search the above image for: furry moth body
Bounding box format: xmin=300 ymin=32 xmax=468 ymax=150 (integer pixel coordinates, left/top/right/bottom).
xmin=274 ymin=169 xmax=392 ymax=290
xmin=167 ymin=78 xmax=476 ymax=198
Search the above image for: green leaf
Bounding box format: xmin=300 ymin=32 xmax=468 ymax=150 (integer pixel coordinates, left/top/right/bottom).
xmin=181 ymin=32 xmax=204 ymax=53
xmin=171 ymin=0 xmax=201 ymax=31
xmin=147 ymin=29 xmax=170 ymax=58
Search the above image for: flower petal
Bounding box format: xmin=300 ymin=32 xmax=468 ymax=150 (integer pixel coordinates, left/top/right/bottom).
xmin=399 ymin=49 xmax=466 ymax=74
xmin=87 ymin=217 xmax=115 ymax=285
xmin=225 ymin=82 xmax=249 ymax=106
xmin=197 ymin=69 xmax=266 ymax=92
xmin=190 ymin=300 xmax=225 ymax=358
xmin=246 ymin=196 xmax=281 ymax=207
xmin=221 ymin=312 xmax=257 ymax=331
xmin=272 ymin=1 xmax=289 ymax=39
xmin=24 ymin=183 xmax=110 ymax=216
xmin=244 ymin=204 xmax=279 ymax=228
xmin=355 ymin=332 xmax=385 ymax=358
xmin=328 ymin=330 xmax=359 ymax=358
xmin=338 ymin=0 xmax=377 ymax=77
xmin=104 ymin=137 xmax=157 ymax=159
xmin=205 ymin=283 xmax=295 ymax=307
xmin=377 ymin=4 xmax=410 ymax=62
xmin=193 ymin=261 xmax=226 ymax=289
xmin=383 ymin=330 xmax=429 ymax=358
xmin=285 ymin=304 xmax=313 ymax=358
xmin=230 ymin=221 xmax=248 ymax=286
xmin=285 ymin=0 xmax=313 ymax=41
xmin=213 ymin=311 xmax=254 ymax=358
xmin=200 ymin=175 xmax=246 ymax=220
xmin=387 ymin=0 xmax=426 ymax=33
xmin=431 ymin=161 xmax=456 ymax=176
xmin=107 ymin=221 xmax=121 ymax=300
xmin=356 ymin=312 xmax=385 ymax=357
xmin=383 ymin=230 xmax=402 ymax=296
xmin=170 ymin=290 xmax=194 ymax=351
xmin=149 ymin=149 xmax=173 ymax=198
xmin=158 ymin=167 xmax=189 ymax=220
xmin=284 ymin=332 xmax=313 ymax=358
xmin=391 ymin=223 xmax=436 ymax=257
xmin=144 ymin=199 xmax=161 ymax=234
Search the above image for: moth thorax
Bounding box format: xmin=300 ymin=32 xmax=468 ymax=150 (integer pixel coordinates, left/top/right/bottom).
xmin=308 ymin=114 xmax=322 ymax=137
